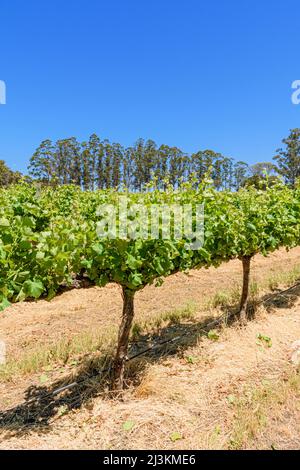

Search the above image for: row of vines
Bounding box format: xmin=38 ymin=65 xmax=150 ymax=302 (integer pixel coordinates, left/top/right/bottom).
xmin=1 ymin=180 xmax=300 ymax=388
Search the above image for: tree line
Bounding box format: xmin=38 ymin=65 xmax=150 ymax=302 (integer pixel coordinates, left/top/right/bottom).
xmin=1 ymin=128 xmax=300 ymax=190
xmin=28 ymin=135 xmax=249 ymax=190
xmin=0 ymin=160 xmax=22 ymax=187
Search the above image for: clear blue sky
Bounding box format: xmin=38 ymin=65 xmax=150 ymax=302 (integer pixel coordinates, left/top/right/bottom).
xmin=0 ymin=0 xmax=299 ymax=174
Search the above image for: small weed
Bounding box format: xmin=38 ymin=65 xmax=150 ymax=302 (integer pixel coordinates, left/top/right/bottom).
xmin=185 ymin=355 xmax=198 ymax=364
xmin=256 ymin=333 xmax=272 ymax=348
xmin=170 ymin=431 xmax=182 ymax=442
xmin=122 ymin=420 xmax=135 ymax=431
xmin=208 ymin=330 xmax=220 ymax=341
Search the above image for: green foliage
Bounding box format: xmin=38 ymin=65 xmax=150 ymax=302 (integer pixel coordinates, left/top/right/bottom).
xmin=122 ymin=420 xmax=135 ymax=431
xmin=207 ymin=330 xmax=220 ymax=341
xmin=256 ymin=334 xmax=272 ymax=348
xmin=185 ymin=355 xmax=198 ymax=364
xmin=1 ymin=180 xmax=300 ymax=311
xmin=170 ymin=431 xmax=182 ymax=442
xmin=39 ymin=373 xmax=49 ymax=384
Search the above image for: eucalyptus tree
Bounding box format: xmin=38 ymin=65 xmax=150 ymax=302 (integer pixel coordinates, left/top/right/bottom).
xmin=274 ymin=128 xmax=300 ymax=186
xmin=132 ymin=138 xmax=146 ymax=190
xmin=155 ymin=145 xmax=171 ymax=189
xmin=250 ymin=162 xmax=277 ymax=177
xmin=68 ymin=138 xmax=82 ymax=186
xmin=28 ymin=139 xmax=56 ymax=184
xmin=87 ymin=133 xmax=102 ymax=191
xmin=233 ymin=161 xmax=249 ymax=190
xmin=169 ymin=147 xmax=187 ymax=188
xmin=123 ymin=147 xmax=134 ymax=190
xmin=54 ymin=138 xmax=82 ymax=185
xmin=81 ymin=141 xmax=93 ymax=191
xmin=111 ymin=143 xmax=124 ymax=189
xmin=102 ymin=139 xmax=113 ymax=189
xmin=0 ymin=160 xmax=22 ymax=187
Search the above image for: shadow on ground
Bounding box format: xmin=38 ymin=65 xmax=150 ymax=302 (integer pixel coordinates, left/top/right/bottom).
xmin=0 ymin=313 xmax=218 ymax=434
xmin=261 ymin=282 xmax=300 ymax=310
xmin=217 ymin=281 xmax=300 ymax=319
xmin=1 ymin=280 xmax=300 ymax=436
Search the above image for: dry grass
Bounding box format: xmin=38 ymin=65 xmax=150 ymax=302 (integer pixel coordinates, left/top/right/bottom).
xmin=207 ymin=281 xmax=259 ymax=309
xmin=0 ymin=303 xmax=198 ymax=383
xmin=3 ymin=247 xmax=300 ymax=366
xmin=1 ymin=257 xmax=300 ymax=384
xmin=1 ymin=247 xmax=300 ymax=449
xmin=207 ymin=264 xmax=300 ymax=312
xmin=131 ymin=302 xmax=197 ymax=339
xmin=2 ymin=302 xmax=300 ymax=450
xmin=0 ymin=328 xmax=116 ymax=382
xmin=267 ymin=265 xmax=300 ymax=291
xmin=228 ymin=371 xmax=300 ymax=449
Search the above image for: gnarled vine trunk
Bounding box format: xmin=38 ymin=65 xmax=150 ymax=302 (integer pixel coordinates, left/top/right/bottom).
xmin=239 ymin=255 xmax=252 ymax=324
xmin=112 ymin=287 xmax=135 ymax=390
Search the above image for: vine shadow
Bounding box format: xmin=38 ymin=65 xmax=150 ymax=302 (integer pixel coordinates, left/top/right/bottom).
xmin=0 ymin=313 xmax=217 ymax=436
xmin=2 ymin=282 xmax=299 ymax=437
xmin=216 ymin=281 xmax=300 ymax=320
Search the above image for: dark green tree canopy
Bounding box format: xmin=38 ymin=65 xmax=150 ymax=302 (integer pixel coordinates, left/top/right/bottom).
xmin=28 ymin=135 xmax=249 ymax=191
xmin=0 ymin=160 xmax=22 ymax=187
xmin=274 ymin=128 xmax=300 ymax=186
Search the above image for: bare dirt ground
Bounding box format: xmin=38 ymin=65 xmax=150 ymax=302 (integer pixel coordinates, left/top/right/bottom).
xmin=0 ymin=247 xmax=300 ymax=449
xmin=2 ymin=247 xmax=300 ymax=360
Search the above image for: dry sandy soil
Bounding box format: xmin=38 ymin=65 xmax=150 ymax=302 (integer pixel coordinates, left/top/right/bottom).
xmin=0 ymin=247 xmax=300 ymax=449
xmin=2 ymin=247 xmax=300 ymax=359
